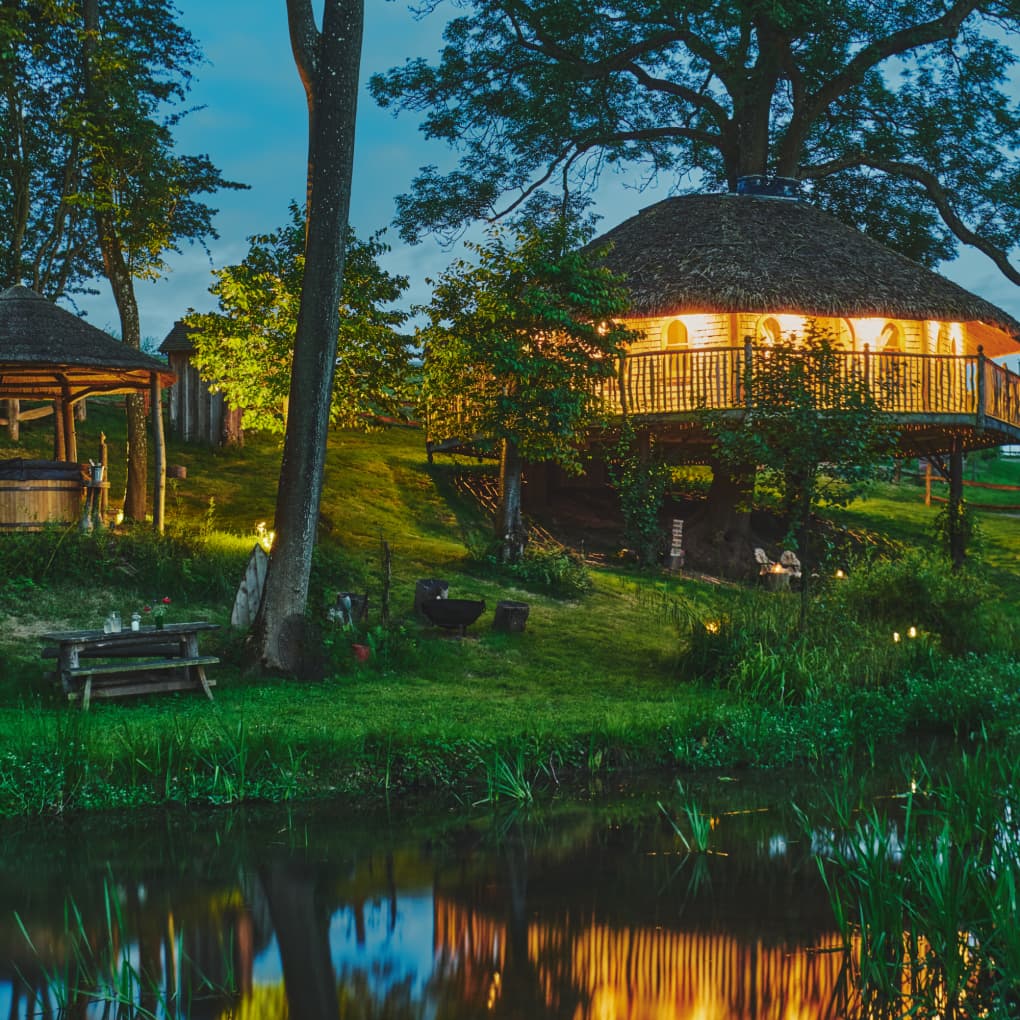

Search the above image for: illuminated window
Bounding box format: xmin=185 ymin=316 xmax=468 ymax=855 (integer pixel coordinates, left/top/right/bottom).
xmin=880 ymin=322 xmax=902 ymax=351
xmin=761 ymin=317 xmax=782 ymax=344
xmin=663 ymin=319 xmax=689 ymax=349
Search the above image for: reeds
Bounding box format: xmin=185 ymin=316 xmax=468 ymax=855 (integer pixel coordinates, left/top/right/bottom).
xmin=806 ymin=746 xmax=1020 ymax=1018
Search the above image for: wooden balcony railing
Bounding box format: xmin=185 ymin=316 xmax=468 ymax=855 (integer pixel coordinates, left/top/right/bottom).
xmin=597 ymin=345 xmax=1020 ymax=435
xmin=426 ymin=345 xmax=1020 ymax=452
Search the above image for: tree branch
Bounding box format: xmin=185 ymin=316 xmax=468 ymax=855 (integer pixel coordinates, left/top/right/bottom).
xmin=286 ymin=0 xmax=319 ymax=109
xmin=801 ymin=154 xmax=1020 ymax=286
xmin=777 ymin=0 xmax=981 ymax=174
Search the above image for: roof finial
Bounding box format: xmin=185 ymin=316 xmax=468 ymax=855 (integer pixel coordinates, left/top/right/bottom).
xmin=736 ymin=176 xmax=802 ymax=200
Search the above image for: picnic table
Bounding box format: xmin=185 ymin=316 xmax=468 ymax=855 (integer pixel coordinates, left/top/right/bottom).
xmin=42 ymin=621 xmax=219 ymax=709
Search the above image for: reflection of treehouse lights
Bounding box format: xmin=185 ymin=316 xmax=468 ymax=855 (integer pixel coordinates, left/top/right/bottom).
xmin=434 ymin=897 xmax=844 ymax=1019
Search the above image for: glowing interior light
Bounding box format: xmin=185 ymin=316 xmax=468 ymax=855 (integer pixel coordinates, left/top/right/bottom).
xmin=255 ymin=521 xmax=275 ymax=551
xmin=850 ymin=318 xmax=888 ymax=347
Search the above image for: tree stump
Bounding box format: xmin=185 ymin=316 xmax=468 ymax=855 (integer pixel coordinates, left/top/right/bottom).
xmin=414 ymin=579 xmax=448 ymax=616
xmin=493 ymin=600 xmax=529 ymax=633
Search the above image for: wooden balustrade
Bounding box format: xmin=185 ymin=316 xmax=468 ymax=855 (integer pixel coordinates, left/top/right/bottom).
xmin=595 ymin=347 xmax=1020 ymax=432
xmin=428 ymin=347 xmax=1020 ymax=450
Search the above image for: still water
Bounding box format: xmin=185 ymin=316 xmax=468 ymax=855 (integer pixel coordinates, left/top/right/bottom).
xmin=0 ymin=773 xmax=870 ymax=1019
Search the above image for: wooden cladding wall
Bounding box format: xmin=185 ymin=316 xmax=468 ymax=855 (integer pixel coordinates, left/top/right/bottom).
xmin=165 ymin=351 xmax=241 ymax=446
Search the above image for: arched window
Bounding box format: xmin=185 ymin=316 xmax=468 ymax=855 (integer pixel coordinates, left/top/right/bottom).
xmin=880 ymin=322 xmax=902 ymax=352
xmin=760 ymin=316 xmax=782 ymax=344
xmin=663 ymin=319 xmax=688 ymax=349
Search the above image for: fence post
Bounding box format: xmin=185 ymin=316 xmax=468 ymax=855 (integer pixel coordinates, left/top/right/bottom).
xmin=617 ymin=355 xmax=629 ymax=416
xmin=743 ymin=336 xmax=753 ymax=409
xmin=862 ymin=343 xmax=871 ymax=391
xmin=976 ymin=345 xmax=986 ymax=430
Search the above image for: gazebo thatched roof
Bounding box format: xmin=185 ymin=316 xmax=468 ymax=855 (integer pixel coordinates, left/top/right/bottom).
xmin=591 ymin=194 xmax=1020 ymax=354
xmin=0 ymin=285 xmax=174 ymax=400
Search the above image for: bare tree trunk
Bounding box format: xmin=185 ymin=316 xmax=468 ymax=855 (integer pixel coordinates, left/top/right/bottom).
xmin=253 ymin=0 xmax=363 ymax=674
xmin=496 ymin=438 xmax=527 ymax=563
xmin=83 ymin=0 xmax=147 ymax=520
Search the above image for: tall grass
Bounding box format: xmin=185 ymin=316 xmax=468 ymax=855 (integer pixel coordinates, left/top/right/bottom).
xmin=806 ymin=747 xmax=1020 ymax=1018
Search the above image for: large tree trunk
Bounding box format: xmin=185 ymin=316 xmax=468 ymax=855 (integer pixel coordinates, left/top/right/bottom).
xmin=683 ymin=458 xmax=755 ymax=578
xmin=253 ymin=0 xmax=363 ymax=674
xmin=83 ymin=0 xmax=147 ymax=520
xmin=496 ymin=438 xmax=527 ymax=563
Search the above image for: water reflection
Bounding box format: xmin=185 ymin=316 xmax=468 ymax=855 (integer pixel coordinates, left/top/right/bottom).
xmin=0 ymin=786 xmax=848 ymax=1019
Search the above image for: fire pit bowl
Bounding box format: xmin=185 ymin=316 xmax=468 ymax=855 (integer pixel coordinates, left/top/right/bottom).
xmin=421 ymin=598 xmax=487 ymax=635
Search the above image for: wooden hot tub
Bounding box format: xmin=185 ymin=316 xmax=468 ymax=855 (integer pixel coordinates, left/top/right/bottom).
xmin=0 ymin=459 xmax=84 ymax=531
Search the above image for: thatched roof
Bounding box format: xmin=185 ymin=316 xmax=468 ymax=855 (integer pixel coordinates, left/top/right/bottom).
xmin=158 ymin=320 xmax=195 ymax=354
xmin=591 ymin=194 xmax=1020 ymax=353
xmin=0 ymin=285 xmax=173 ymax=399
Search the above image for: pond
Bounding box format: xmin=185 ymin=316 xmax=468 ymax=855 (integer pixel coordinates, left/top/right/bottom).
xmin=0 ymin=765 xmax=1003 ymax=1019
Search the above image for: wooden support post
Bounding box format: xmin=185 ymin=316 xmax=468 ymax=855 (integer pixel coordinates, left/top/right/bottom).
xmin=63 ymin=399 xmax=77 ymax=463
xmin=5 ymin=399 xmax=19 ymax=441
xmin=949 ymin=435 xmax=965 ymax=570
xmin=151 ymin=373 xmax=166 ymax=534
xmin=924 ymin=459 xmax=932 ymax=507
xmin=976 ymin=345 xmax=986 ymax=431
xmin=617 ymin=355 xmax=629 ymax=416
xmin=99 ymin=431 xmax=109 ymax=518
xmin=743 ymin=336 xmax=753 ymax=409
xmin=53 ymin=398 xmax=66 ymax=460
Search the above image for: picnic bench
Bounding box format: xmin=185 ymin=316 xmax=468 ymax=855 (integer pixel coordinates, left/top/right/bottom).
xmin=42 ymin=621 xmax=219 ymax=709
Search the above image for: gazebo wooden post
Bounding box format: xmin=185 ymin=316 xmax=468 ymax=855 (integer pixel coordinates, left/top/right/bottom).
xmin=151 ymin=371 xmax=166 ymax=534
xmin=53 ymin=397 xmax=66 ymax=460
xmin=61 ymin=382 xmax=77 ymax=463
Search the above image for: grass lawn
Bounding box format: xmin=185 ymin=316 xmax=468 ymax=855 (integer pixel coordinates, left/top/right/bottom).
xmin=0 ymin=399 xmax=1017 ymax=816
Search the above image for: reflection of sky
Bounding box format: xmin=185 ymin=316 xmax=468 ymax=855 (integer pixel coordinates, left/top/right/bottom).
xmin=251 ymin=889 xmax=436 ymax=999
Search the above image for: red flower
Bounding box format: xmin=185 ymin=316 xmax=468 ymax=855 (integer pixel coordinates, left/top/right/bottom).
xmin=162 ymin=596 xmax=172 ymax=605
xmin=143 ymin=605 xmax=152 ymax=613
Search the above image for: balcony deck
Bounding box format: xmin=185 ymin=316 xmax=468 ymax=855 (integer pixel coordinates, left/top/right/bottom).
xmin=427 ymin=347 xmax=1020 ymax=459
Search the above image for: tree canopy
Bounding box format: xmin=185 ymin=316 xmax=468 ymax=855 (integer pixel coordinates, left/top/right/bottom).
xmin=186 ymin=204 xmax=410 ymax=436
xmin=420 ymin=222 xmax=634 ymax=469
xmin=420 ymin=220 xmax=635 ymax=560
xmin=372 ymin=0 xmax=1020 ymax=279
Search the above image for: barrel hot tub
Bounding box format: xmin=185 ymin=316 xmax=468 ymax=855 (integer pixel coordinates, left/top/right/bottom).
xmin=0 ymin=459 xmax=84 ymax=531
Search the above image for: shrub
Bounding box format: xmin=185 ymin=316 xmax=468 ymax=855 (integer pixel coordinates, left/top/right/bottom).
xmin=827 ymin=550 xmax=1015 ymax=655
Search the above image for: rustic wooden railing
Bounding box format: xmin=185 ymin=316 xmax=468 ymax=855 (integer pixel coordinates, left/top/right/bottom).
xmin=597 ymin=344 xmax=1020 ymax=434
xmin=426 ymin=344 xmax=1020 ymax=451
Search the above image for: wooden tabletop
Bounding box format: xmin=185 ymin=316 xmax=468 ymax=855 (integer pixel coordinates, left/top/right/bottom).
xmin=43 ymin=621 xmax=220 ymax=642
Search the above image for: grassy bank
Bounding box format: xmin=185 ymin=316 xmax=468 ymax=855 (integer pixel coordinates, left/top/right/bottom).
xmin=0 ymin=400 xmax=1017 ymax=816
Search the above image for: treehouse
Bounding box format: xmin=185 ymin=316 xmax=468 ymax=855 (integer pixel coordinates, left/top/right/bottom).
xmin=428 ymin=181 xmax=1020 ymax=487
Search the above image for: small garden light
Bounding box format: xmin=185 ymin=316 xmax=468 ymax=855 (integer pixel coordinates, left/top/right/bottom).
xmin=893 ymin=631 xmax=901 ymax=643
xmin=255 ymin=521 xmax=275 ymax=552
xmin=908 ymin=626 xmax=918 ymax=639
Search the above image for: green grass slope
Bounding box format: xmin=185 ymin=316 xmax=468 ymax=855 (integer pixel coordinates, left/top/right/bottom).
xmin=0 ymin=399 xmax=1016 ymax=816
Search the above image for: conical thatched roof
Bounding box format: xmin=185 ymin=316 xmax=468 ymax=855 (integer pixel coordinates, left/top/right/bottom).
xmin=591 ymin=194 xmax=1020 ymax=353
xmin=0 ymin=285 xmax=173 ymax=399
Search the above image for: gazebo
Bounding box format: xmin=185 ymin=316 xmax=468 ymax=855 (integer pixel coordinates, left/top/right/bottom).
xmin=0 ymin=285 xmax=175 ymax=530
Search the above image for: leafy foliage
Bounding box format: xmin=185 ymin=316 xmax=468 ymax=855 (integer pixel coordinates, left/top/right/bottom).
xmin=606 ymin=419 xmax=673 ymax=566
xmin=712 ymin=323 xmax=898 ymax=598
xmin=187 ymin=204 xmax=411 ymax=435
xmin=371 ymin=0 xmax=1020 ymax=283
xmin=420 ymin=221 xmax=635 ymax=469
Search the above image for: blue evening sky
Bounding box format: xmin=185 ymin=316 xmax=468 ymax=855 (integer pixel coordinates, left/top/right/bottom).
xmin=75 ymin=1 xmax=1020 ymax=352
